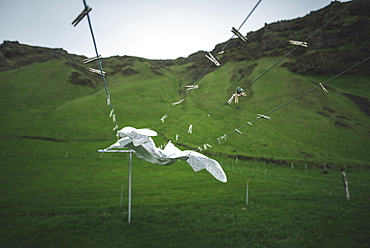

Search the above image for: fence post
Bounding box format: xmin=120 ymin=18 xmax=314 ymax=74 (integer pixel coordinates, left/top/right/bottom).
xmin=246 ymin=182 xmax=249 ymax=205
xmin=341 ymin=171 xmax=350 ymax=200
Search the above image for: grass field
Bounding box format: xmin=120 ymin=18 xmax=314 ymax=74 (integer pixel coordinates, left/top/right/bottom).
xmin=1 ymin=47 xmax=370 ymax=247
xmin=1 ymin=139 xmax=369 ymax=247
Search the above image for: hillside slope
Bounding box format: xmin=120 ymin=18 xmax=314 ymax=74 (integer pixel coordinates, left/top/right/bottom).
xmin=0 ymin=0 xmax=369 ymax=165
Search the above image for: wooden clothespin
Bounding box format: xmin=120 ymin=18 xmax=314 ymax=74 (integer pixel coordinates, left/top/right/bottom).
xmin=89 ymin=68 xmax=106 ymax=76
xmin=188 ymin=124 xmax=193 ymax=134
xmin=72 ymin=6 xmax=92 ymax=27
xmin=171 ymin=99 xmax=184 ymax=106
xmin=257 ymin=114 xmax=271 ymax=120
xmin=107 ymin=95 xmax=111 ymax=105
xmin=109 ymin=109 xmax=114 ymax=117
xmin=83 ymin=55 xmax=101 ymax=64
xmin=235 ymin=129 xmax=243 ymax=135
xmin=227 ymin=94 xmax=236 ymax=104
xmin=319 ymin=83 xmax=329 ymax=95
xmin=160 ymin=114 xmax=168 ymax=123
xmin=185 ymin=85 xmax=198 ymax=90
xmin=289 ymin=40 xmax=307 ymax=48
xmin=205 ymin=52 xmax=221 ymax=67
xmin=232 ymin=27 xmax=248 ymax=42
xmin=203 ymin=144 xmax=212 ymax=150
xmin=113 ymin=125 xmax=119 ymax=131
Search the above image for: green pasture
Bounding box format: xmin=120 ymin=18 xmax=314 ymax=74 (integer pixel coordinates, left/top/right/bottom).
xmin=0 ymin=139 xmax=369 ymax=247
xmin=3 ymin=56 xmax=369 ymax=165
xmin=1 ymin=51 xmax=370 ymax=247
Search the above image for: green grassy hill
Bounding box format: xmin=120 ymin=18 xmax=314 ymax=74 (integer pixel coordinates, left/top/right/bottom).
xmin=0 ymin=52 xmax=369 ymax=165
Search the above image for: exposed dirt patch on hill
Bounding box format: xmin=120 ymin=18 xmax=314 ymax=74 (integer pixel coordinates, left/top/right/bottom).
xmin=317 ymin=111 xmax=331 ymax=117
xmin=334 ymin=121 xmax=351 ymax=129
xmin=342 ymin=93 xmax=370 ymax=117
xmin=336 ymin=115 xmax=351 ymax=120
xmin=122 ymin=67 xmax=139 ymax=76
xmin=69 ymin=72 xmax=96 ymax=88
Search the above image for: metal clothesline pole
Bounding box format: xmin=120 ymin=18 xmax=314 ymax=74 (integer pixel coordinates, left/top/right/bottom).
xmin=128 ymin=151 xmax=132 ymax=223
xmin=98 ymin=149 xmax=134 ymax=223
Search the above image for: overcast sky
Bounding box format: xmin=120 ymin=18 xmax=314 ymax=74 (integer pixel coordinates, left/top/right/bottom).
xmin=0 ymin=0 xmax=350 ymax=60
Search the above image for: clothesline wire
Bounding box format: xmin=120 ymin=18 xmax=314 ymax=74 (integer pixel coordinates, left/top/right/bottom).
xmin=82 ymin=0 xmax=119 ymax=134
xmin=205 ymin=56 xmax=369 ymax=149
xmin=150 ymin=0 xmax=262 ymax=130
xmin=176 ymin=0 xmax=360 ymax=139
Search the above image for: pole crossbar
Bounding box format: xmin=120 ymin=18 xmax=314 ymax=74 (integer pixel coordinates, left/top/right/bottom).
xmin=98 ymin=149 xmax=134 ymax=153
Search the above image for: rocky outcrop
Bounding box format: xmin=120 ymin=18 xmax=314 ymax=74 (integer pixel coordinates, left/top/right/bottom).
xmin=1 ymin=1 xmax=369 ymax=76
xmin=0 ymin=41 xmax=71 ymax=71
xmin=214 ymin=0 xmax=370 ymax=75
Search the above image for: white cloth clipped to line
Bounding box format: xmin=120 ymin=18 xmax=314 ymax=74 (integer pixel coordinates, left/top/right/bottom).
xmin=105 ymin=126 xmax=227 ymax=183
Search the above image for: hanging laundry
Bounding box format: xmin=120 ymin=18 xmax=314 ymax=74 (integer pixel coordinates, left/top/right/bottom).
xmin=105 ymin=127 xmax=227 ymax=183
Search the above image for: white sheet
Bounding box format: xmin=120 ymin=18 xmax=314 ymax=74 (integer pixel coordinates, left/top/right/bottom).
xmin=106 ymin=126 xmax=227 ymax=183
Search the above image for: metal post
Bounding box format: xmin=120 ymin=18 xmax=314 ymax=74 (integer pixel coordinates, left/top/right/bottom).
xmin=120 ymin=183 xmax=124 ymax=209
xmin=246 ymin=182 xmax=249 ymax=205
xmin=128 ymin=151 xmax=132 ymax=223
xmin=97 ymin=149 xmax=134 ymax=223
